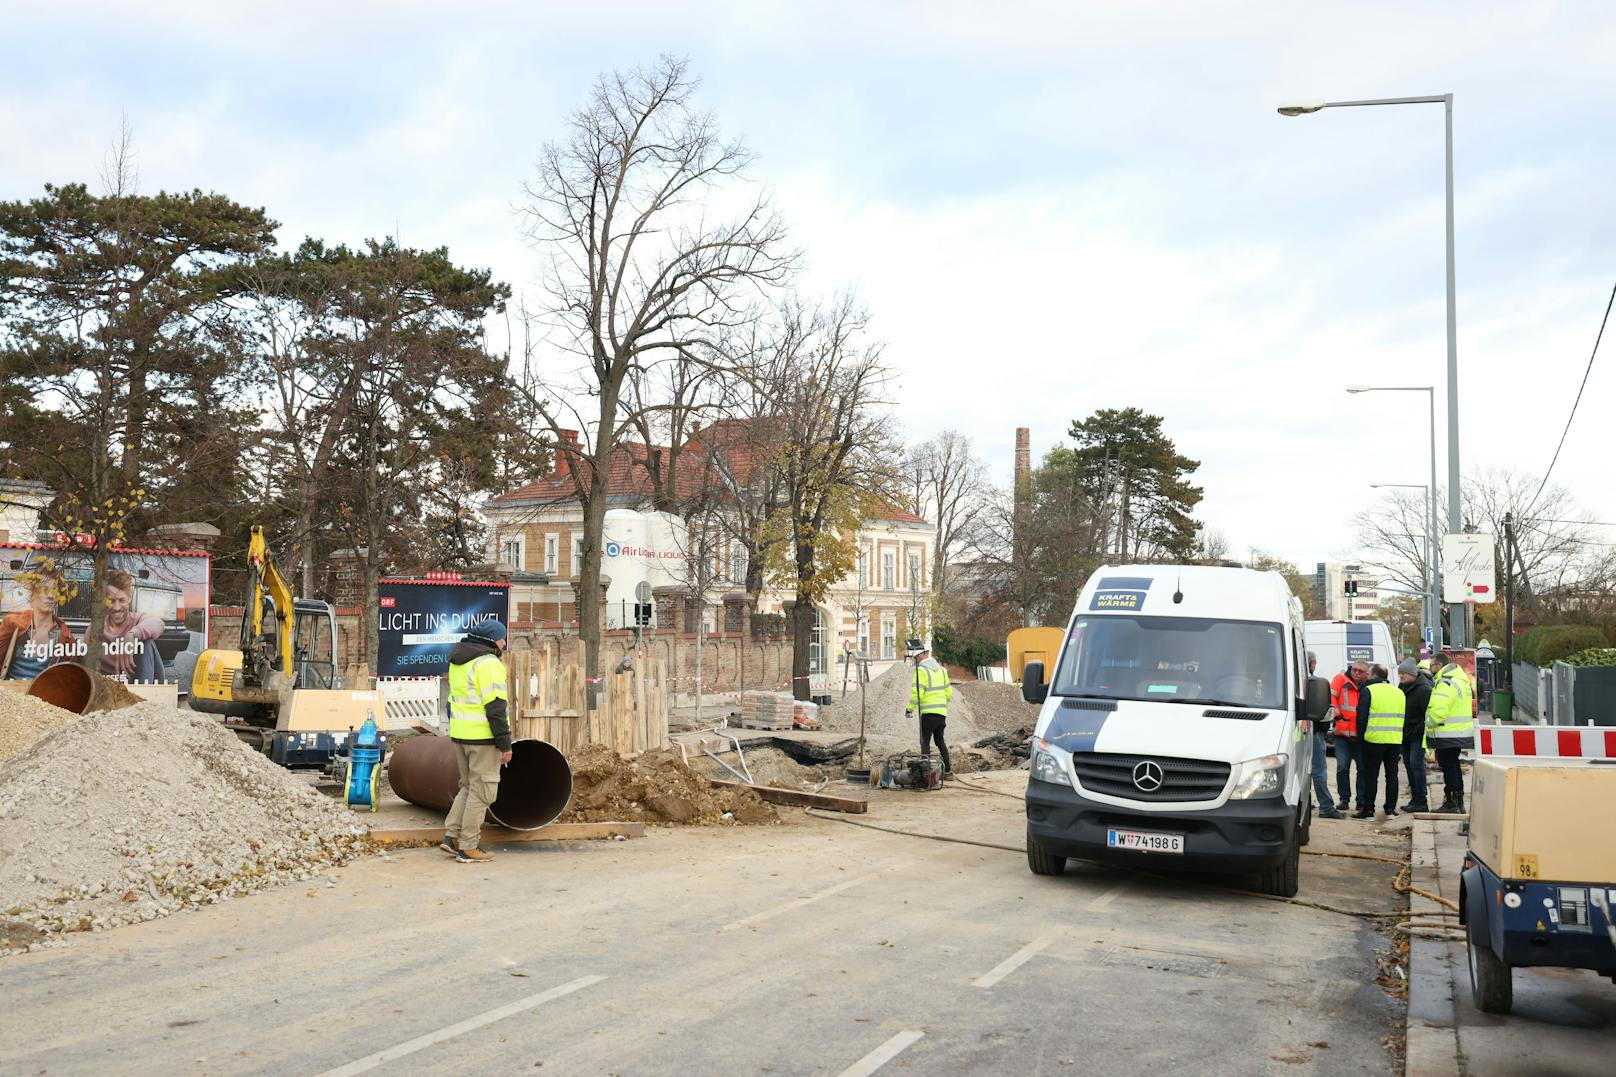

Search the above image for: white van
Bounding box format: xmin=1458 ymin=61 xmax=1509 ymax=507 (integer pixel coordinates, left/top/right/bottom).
xmin=1021 ymin=564 xmax=1332 ymax=897
xmin=1303 ymin=619 xmax=1397 ymax=682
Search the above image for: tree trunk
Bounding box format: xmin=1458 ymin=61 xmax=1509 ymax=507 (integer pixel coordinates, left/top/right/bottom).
xmin=790 ymin=595 xmax=814 ymax=702
xmin=85 ymin=542 xmax=110 ymax=676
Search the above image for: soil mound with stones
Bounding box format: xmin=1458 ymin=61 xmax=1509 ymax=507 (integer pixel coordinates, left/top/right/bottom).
xmin=819 ymin=662 xmax=981 ymax=742
xmin=560 ymin=743 xmax=777 ymax=825
xmin=0 ymin=701 xmax=368 ymax=952
xmin=0 ymin=690 xmax=78 ymax=762
xmin=953 ymin=682 xmax=1040 ymax=736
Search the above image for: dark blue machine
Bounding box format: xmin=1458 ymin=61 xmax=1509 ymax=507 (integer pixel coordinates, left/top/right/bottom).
xmin=1461 ymin=853 xmax=1616 ymax=1014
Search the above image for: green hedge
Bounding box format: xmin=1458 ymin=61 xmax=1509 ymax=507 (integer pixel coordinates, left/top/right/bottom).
xmin=932 ymin=623 xmax=1007 ymax=670
xmin=1563 ymin=647 xmax=1616 ymax=668
xmin=1515 ymin=625 xmax=1609 ymax=667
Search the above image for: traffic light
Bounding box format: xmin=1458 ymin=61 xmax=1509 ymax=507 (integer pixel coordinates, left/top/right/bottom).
xmin=1344 ymin=579 xmax=1358 ymax=598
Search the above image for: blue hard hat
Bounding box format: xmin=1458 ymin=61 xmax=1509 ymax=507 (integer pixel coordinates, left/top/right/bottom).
xmin=468 ymin=618 xmax=508 ymax=644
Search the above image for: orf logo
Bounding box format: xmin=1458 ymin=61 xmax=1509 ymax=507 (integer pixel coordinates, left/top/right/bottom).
xmin=604 ymin=540 xmax=622 ymax=558
xmin=379 ymin=596 xmax=396 ymax=608
xmin=1132 ymin=760 xmax=1164 ymax=792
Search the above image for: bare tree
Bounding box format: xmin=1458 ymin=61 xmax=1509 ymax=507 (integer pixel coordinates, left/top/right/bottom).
xmin=515 ymin=56 xmax=794 ymax=681
xmin=905 ymin=430 xmax=988 ymax=602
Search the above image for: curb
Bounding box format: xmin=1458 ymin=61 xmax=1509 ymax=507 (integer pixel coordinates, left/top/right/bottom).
xmin=1405 ymin=817 xmax=1462 ymax=1077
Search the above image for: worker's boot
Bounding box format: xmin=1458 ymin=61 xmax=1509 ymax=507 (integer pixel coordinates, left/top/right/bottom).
xmin=455 ymin=846 xmax=494 ymax=863
xmin=1433 ymin=793 xmax=1458 ymax=815
xmin=438 ymin=836 xmax=459 ymax=857
xmin=1451 ymin=791 xmax=1465 ymax=814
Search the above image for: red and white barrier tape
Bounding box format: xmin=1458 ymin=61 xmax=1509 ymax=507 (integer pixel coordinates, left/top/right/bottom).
xmin=1476 ymin=724 xmax=1616 ymax=759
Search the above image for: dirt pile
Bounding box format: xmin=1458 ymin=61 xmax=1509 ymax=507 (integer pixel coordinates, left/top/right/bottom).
xmin=560 ymin=743 xmax=777 ymax=825
xmin=685 ymin=745 xmax=831 ymax=790
xmin=0 ymin=690 xmax=77 ymax=762
xmin=0 ymin=701 xmax=368 ymax=952
xmin=954 ymin=682 xmax=1040 ymax=736
xmin=819 ymin=662 xmax=980 ymax=742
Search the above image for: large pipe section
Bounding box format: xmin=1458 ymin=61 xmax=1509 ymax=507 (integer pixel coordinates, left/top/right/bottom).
xmin=387 ymin=735 xmax=573 ymax=831
xmin=27 ymin=663 xmax=121 ymax=715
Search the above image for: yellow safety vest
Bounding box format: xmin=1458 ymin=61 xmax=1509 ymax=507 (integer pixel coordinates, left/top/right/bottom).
xmin=448 ymin=653 xmax=508 ymax=741
xmin=910 ymin=662 xmax=952 ymax=716
xmin=1363 ymin=681 xmax=1406 ymax=745
xmin=1428 ymin=664 xmax=1474 ymax=742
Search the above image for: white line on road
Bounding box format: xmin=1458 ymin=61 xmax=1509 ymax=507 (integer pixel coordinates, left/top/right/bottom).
xmin=835 ymin=1030 xmax=926 ymax=1077
xmin=973 ymin=935 xmax=1056 ymax=988
xmin=720 ymin=874 xmax=876 ymax=932
xmin=1087 ymin=877 xmax=1133 ymax=909
xmin=314 ymin=974 xmax=606 ymax=1077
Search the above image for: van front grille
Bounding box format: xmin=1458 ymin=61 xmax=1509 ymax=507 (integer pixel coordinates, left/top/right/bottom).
xmin=1070 ymin=752 xmax=1231 ymax=802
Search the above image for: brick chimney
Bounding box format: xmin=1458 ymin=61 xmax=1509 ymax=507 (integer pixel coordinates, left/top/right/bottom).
xmin=554 ymin=429 xmax=580 ymax=478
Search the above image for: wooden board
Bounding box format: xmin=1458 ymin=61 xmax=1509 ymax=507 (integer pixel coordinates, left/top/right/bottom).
xmin=708 ymin=778 xmax=868 ymax=814
xmin=366 ymin=821 xmax=647 ymax=845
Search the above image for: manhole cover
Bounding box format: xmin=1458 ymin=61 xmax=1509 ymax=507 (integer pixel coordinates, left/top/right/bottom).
xmin=1099 ymin=947 xmax=1225 ymax=978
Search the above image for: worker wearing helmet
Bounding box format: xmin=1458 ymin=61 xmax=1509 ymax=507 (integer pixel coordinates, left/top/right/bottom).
xmin=904 ymin=639 xmax=953 ymax=779
xmin=440 ymin=618 xmax=512 ymax=863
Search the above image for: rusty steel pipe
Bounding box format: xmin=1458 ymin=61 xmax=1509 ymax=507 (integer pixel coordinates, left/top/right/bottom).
xmin=27 ymin=663 xmax=114 ymax=715
xmin=387 ymin=735 xmax=573 ymax=830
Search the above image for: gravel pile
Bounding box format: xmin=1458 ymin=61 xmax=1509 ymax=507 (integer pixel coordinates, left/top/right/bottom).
xmin=0 ymin=690 xmax=77 ymax=762
xmin=953 ymin=682 xmax=1041 ymax=735
xmin=0 ymin=701 xmax=368 ymax=952
xmin=819 ymin=662 xmax=981 ymax=742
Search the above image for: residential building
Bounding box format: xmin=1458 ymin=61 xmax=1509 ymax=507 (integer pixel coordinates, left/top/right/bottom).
xmin=483 ymin=421 xmax=937 ymax=687
xmin=1312 ymin=561 xmax=1382 ymax=621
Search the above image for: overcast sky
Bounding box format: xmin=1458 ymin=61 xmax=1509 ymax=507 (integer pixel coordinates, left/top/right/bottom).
xmin=4 ymin=1 xmax=1613 ymax=572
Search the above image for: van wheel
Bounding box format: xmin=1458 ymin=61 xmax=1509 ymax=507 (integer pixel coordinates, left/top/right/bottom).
xmin=1256 ymin=835 xmax=1300 ymax=897
xmin=1026 ymin=826 xmax=1066 ymax=876
xmin=1467 ymin=932 xmax=1513 ymax=1014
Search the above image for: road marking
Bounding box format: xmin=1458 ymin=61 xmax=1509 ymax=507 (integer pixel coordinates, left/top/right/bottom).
xmin=974 ymin=935 xmax=1056 ymax=988
xmin=720 ymin=874 xmax=876 ymax=932
xmin=835 ymin=1030 xmax=925 ymax=1077
xmin=314 ymin=974 xmax=606 ymax=1076
xmin=1087 ymin=877 xmax=1133 ymax=909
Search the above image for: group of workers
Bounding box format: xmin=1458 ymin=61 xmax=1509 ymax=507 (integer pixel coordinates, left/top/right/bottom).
xmin=1309 ymin=650 xmax=1475 ymax=820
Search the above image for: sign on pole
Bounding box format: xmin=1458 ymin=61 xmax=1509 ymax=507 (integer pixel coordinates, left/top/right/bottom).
xmin=1441 ymin=533 xmax=1496 ymax=604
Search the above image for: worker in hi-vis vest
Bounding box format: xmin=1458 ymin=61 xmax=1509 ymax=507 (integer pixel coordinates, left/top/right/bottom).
xmin=1427 ymin=650 xmax=1476 ymax=814
xmin=439 ymin=619 xmax=511 ymax=863
xmin=1352 ymin=663 xmax=1405 ymax=820
xmin=904 ymin=638 xmax=954 ymax=778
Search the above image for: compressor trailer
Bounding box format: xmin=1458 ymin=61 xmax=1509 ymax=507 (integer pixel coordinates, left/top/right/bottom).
xmin=1459 ymin=757 xmax=1616 ymax=1014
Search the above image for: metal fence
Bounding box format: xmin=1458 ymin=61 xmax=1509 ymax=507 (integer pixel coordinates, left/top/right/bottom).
xmin=1513 ymin=660 xmax=1616 ymax=727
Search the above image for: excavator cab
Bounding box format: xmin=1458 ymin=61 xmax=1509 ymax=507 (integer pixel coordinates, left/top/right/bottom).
xmin=292 ymin=600 xmax=338 ymax=690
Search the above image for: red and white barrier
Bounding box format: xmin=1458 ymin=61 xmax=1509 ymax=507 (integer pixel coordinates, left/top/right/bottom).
xmin=1476 ymin=724 xmax=1616 ymax=759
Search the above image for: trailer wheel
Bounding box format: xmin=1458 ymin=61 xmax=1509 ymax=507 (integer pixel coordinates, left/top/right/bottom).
xmin=1467 ymin=931 xmax=1513 ymax=1014
xmin=1026 ymin=826 xmax=1066 ymax=876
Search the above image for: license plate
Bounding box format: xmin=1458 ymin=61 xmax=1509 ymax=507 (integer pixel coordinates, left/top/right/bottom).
xmin=1106 ymin=829 xmax=1184 ymax=854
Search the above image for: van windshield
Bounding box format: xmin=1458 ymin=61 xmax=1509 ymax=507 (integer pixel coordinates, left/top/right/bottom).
xmin=1051 ymin=615 xmax=1287 ymax=710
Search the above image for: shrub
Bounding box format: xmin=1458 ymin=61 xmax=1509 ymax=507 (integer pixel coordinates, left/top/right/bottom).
xmin=1513 ymin=626 xmax=1548 ymax=667
xmin=1562 ymin=647 xmax=1616 ymax=668
xmin=932 ymin=623 xmax=1007 ymax=670
xmin=1536 ymin=625 xmax=1609 ymax=666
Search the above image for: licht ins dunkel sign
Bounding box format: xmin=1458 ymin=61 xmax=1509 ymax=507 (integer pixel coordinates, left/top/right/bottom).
xmin=376 ymin=578 xmax=510 ymax=678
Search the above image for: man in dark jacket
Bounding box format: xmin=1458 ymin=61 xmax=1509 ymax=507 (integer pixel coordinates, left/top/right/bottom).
xmin=1396 ymin=658 xmax=1434 ymax=813
xmin=440 ymin=619 xmax=511 ymax=863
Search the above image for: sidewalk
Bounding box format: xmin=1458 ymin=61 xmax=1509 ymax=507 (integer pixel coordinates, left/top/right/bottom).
xmin=1406 ymin=817 xmax=1616 ymax=1076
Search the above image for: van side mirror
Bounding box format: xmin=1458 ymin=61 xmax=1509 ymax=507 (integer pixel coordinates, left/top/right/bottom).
xmin=1022 ymin=661 xmax=1048 ymax=705
xmin=1304 ymin=675 xmax=1331 ymax=721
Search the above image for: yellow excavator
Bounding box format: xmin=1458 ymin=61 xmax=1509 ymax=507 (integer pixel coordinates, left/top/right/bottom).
xmin=190 ymin=526 xmax=340 ymax=752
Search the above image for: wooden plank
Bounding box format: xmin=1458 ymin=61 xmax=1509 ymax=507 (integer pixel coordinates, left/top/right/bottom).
xmin=367 ymin=821 xmax=647 ymax=845
xmin=708 ymin=778 xmax=868 ymax=814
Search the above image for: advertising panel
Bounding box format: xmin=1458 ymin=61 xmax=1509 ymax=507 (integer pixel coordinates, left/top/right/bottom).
xmin=376 ymin=579 xmax=510 ymax=679
xmin=0 ymin=543 xmax=211 ymax=685
xmin=602 ymin=508 xmax=687 ymax=629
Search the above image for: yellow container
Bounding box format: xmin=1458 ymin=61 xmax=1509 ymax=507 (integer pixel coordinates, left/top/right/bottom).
xmin=1468 ymin=757 xmax=1616 ymax=884
xmin=1007 ymin=626 xmax=1065 ymax=683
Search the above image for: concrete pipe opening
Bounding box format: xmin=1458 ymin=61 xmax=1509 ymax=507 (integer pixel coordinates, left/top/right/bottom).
xmin=387 ymin=735 xmax=573 ymax=831
xmin=27 ymin=663 xmax=106 ymax=715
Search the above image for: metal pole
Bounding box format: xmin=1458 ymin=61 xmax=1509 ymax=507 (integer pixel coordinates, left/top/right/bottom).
xmin=1427 ymin=387 xmax=1442 ymax=649
xmin=1503 ymin=512 xmax=1515 ymax=684
xmin=1443 ymin=93 xmax=1464 ymax=648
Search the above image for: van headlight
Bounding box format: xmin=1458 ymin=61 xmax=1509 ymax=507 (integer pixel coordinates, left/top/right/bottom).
xmin=1227 ymin=754 xmax=1288 ymax=800
xmin=1031 ymin=738 xmax=1072 ymax=788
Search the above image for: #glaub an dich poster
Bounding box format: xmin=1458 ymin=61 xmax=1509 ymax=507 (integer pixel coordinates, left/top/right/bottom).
xmin=1 ymin=543 xmax=211 ymax=685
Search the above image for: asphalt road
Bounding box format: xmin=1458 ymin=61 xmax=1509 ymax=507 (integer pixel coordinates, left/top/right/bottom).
xmin=2 ymin=772 xmax=1408 ymax=1076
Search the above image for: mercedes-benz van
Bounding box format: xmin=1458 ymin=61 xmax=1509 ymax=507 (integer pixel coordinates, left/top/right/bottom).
xmin=1021 ymin=564 xmax=1332 ymax=897
xmin=1304 ymin=619 xmax=1396 ymax=681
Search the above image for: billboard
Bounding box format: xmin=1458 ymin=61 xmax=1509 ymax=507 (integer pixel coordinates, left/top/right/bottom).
xmin=0 ymin=543 xmax=211 ymax=685
xmin=1442 ymin=533 xmax=1496 ymax=604
xmin=376 ymin=578 xmax=510 ymax=678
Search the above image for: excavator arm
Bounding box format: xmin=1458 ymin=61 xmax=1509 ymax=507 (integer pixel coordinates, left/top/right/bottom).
xmin=241 ymin=525 xmax=296 ymax=692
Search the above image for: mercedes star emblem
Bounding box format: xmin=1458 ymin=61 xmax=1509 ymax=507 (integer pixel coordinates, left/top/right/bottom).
xmin=1132 ymin=760 xmax=1164 ymax=792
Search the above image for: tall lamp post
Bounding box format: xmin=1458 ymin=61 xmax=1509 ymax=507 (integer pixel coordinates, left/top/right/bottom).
xmin=1348 ymin=384 xmax=1441 ymax=646
xmin=1369 ymin=482 xmax=1437 ymax=648
xmin=1284 ymin=94 xmax=1463 ymax=646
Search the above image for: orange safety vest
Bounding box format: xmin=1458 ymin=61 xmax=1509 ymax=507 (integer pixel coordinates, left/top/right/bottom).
xmin=1330 ymin=672 xmax=1361 ymax=737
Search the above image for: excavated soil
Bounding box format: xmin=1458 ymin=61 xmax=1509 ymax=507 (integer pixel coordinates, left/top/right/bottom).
xmin=953 ymin=681 xmax=1041 ymax=736
xmin=820 ymin=662 xmax=981 ymax=741
xmin=560 ymin=744 xmax=777 ymax=826
xmin=684 ymin=745 xmax=832 ymax=790
xmin=0 ymin=701 xmax=368 ymax=952
xmin=94 ymin=678 xmax=145 ymax=710
xmin=0 ymin=690 xmax=77 ymax=762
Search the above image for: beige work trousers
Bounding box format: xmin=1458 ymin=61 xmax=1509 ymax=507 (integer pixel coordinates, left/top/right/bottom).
xmin=445 ymin=742 xmax=502 ymax=850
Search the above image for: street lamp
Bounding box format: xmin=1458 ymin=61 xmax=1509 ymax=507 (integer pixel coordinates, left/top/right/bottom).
xmin=1370 ymin=481 xmax=1437 ymax=647
xmin=1349 ymin=384 xmax=1441 ymax=648
xmin=1286 ymin=94 xmax=1463 ymax=646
